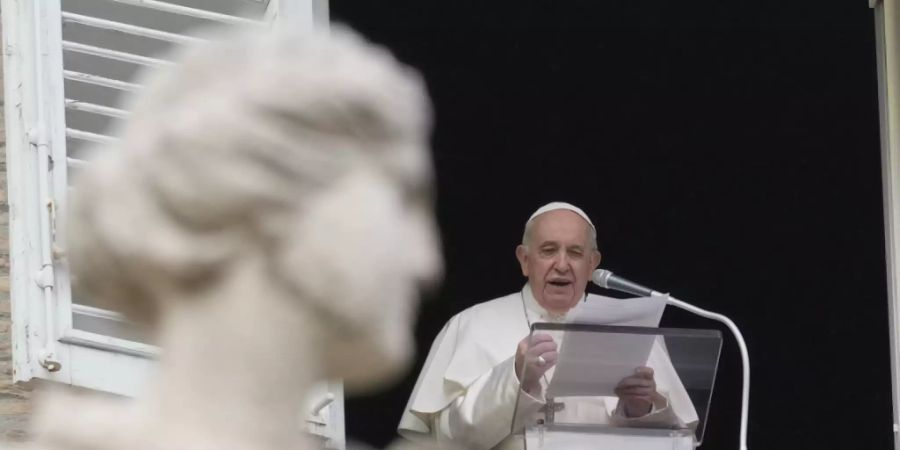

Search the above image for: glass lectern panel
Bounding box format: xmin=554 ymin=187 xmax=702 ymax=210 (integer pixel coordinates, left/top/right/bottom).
xmin=513 ymin=323 xmax=722 ymax=449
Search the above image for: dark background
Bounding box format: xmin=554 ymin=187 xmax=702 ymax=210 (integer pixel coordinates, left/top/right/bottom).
xmin=331 ymin=1 xmax=891 ymax=449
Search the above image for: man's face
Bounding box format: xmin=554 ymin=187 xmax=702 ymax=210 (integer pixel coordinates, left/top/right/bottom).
xmin=516 ymin=210 xmax=601 ymax=314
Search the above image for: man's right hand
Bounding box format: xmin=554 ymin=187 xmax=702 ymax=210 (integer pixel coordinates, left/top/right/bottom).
xmin=514 ymin=333 xmax=558 ymax=395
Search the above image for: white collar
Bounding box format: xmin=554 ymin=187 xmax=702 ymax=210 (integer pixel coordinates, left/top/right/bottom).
xmin=521 ymin=283 xmax=586 ymax=324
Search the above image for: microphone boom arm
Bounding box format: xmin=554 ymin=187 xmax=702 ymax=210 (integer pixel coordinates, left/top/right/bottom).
xmin=660 ymin=294 xmax=750 ymax=450
xmin=593 ymin=269 xmax=750 ymax=450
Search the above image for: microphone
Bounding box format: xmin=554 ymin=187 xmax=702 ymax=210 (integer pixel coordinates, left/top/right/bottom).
xmin=591 ymin=269 xmax=660 ymax=297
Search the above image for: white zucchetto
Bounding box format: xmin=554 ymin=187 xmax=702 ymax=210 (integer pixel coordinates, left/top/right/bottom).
xmin=526 ymin=201 xmax=595 ymax=230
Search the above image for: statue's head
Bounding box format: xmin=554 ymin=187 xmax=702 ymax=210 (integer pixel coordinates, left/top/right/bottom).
xmin=68 ymin=27 xmax=442 ymax=390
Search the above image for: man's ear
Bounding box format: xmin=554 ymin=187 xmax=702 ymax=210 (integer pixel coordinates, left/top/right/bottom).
xmin=591 ymin=250 xmax=602 ymax=270
xmin=515 ymin=245 xmax=529 ymax=277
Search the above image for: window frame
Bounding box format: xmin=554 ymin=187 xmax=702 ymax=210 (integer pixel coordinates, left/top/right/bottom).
xmin=873 ymin=0 xmax=900 ymax=445
xmin=3 ymin=1 xmax=342 ymax=446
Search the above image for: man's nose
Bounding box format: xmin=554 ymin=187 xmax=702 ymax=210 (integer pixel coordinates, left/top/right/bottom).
xmin=553 ymin=251 xmax=571 ymax=271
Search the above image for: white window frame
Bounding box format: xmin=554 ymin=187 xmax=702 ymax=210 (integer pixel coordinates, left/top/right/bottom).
xmin=2 ymin=0 xmax=341 ymax=447
xmin=874 ymin=0 xmax=900 ymax=447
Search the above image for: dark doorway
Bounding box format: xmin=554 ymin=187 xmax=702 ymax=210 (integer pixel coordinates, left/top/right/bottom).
xmin=331 ymin=2 xmax=890 ymax=449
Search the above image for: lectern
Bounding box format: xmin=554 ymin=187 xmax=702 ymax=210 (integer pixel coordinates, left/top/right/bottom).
xmin=513 ymin=323 xmax=722 ymax=450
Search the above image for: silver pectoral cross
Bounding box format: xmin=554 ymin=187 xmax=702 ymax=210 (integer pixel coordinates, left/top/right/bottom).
xmin=541 ymin=397 xmax=565 ymax=424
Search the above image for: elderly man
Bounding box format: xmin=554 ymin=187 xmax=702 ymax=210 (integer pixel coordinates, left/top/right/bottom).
xmin=398 ymin=202 xmax=696 ymax=449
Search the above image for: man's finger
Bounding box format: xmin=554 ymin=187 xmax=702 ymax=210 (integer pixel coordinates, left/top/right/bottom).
xmin=619 ymin=393 xmax=653 ymax=402
xmin=527 ymin=341 xmax=558 ymax=356
xmin=536 ymin=350 xmax=559 ymax=366
xmin=616 ymin=386 xmax=654 ymax=396
xmin=527 ymin=350 xmax=559 ymax=371
xmin=529 ymin=333 xmax=556 ymax=345
xmin=617 ymin=377 xmax=653 ymax=389
xmin=616 ymin=380 xmax=654 ymax=390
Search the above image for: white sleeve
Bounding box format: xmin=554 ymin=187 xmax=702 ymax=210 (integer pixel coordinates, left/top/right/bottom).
xmin=608 ymin=393 xmax=686 ymax=428
xmin=430 ymin=356 xmax=545 ymax=450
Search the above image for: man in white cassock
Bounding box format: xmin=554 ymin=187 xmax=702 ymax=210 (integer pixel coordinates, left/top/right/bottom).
xmin=398 ymin=202 xmax=698 ymax=449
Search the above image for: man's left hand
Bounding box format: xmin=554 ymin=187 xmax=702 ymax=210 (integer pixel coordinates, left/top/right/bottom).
xmin=614 ymin=367 xmax=665 ymax=418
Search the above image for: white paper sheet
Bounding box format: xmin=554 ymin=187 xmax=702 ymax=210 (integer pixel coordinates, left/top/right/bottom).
xmin=571 ymin=295 xmax=667 ymax=327
xmin=544 ymin=295 xmax=667 ymax=398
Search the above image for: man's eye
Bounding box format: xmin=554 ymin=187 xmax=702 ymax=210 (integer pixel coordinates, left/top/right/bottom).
xmin=540 ymin=248 xmax=556 ymax=256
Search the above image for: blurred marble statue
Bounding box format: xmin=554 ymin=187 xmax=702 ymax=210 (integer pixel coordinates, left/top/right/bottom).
xmin=28 ymin=26 xmax=441 ymax=450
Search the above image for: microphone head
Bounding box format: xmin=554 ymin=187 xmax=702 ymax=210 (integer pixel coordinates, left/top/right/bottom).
xmin=592 ymin=269 xmax=613 ymax=288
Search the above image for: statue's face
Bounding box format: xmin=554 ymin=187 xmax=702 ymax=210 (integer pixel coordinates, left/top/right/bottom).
xmin=282 ymin=160 xmax=441 ymax=391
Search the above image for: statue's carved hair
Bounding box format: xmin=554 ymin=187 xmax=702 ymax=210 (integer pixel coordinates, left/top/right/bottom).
xmin=68 ymin=27 xmax=431 ymax=322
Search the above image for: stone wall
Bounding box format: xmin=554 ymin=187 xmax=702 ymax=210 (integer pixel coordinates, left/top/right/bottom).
xmin=0 ymin=15 xmax=35 ymax=443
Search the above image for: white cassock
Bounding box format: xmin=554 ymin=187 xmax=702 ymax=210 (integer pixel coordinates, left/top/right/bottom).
xmin=398 ymin=285 xmax=699 ymax=450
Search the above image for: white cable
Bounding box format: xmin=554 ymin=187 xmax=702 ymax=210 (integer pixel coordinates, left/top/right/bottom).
xmin=653 ymin=291 xmax=750 ymax=450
